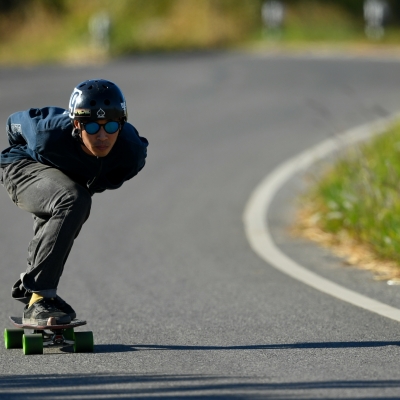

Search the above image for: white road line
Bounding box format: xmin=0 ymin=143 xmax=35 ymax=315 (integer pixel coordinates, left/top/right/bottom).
xmin=243 ymin=113 xmax=400 ymax=322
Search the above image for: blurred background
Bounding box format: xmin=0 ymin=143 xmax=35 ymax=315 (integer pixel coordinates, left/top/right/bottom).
xmin=1 ymin=0 xmax=400 ymax=66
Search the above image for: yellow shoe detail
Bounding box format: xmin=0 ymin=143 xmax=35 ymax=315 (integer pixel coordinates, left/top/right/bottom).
xmin=28 ymin=293 xmax=44 ymax=307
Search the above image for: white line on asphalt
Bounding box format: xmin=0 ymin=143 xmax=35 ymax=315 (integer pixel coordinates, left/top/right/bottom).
xmin=243 ymin=113 xmax=400 ymax=322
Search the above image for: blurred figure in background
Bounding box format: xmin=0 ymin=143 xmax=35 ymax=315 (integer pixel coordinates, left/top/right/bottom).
xmin=364 ymin=0 xmax=389 ymax=40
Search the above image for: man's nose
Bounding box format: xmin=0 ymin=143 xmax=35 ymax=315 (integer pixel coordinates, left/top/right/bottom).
xmin=97 ymin=128 xmax=108 ymax=140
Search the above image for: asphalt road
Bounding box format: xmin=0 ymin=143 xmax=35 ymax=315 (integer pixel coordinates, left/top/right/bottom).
xmin=1 ymin=51 xmax=400 ymax=399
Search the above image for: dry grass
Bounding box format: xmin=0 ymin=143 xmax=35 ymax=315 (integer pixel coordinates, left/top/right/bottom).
xmin=293 ymin=194 xmax=400 ymax=283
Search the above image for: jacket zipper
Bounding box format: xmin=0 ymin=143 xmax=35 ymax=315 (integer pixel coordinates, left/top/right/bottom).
xmin=87 ymin=157 xmax=104 ymax=191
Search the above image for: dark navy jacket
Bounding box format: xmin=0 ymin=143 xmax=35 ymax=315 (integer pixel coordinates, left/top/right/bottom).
xmin=0 ymin=107 xmax=148 ymax=194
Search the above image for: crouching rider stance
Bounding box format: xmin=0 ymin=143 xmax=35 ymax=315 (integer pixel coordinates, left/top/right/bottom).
xmin=0 ymin=79 xmax=148 ymax=325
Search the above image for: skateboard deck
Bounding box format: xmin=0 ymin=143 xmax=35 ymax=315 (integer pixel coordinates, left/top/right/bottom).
xmin=9 ymin=316 xmax=86 ymax=330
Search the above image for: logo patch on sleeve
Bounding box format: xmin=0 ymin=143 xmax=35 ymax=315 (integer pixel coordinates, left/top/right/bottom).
xmin=10 ymin=124 xmax=22 ymax=134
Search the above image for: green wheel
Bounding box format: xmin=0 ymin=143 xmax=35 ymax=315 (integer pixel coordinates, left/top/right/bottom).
xmin=23 ymin=334 xmax=43 ymax=355
xmin=4 ymin=329 xmax=24 ymax=349
xmin=64 ymin=328 xmax=75 ymax=341
xmin=74 ymin=331 xmax=94 ymax=353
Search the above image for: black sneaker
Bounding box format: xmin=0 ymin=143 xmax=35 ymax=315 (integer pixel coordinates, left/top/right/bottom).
xmin=22 ymin=298 xmax=71 ymax=325
xmin=51 ymin=296 xmax=76 ymax=320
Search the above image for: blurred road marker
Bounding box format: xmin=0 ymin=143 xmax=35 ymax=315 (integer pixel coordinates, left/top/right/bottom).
xmin=243 ymin=112 xmax=400 ymax=322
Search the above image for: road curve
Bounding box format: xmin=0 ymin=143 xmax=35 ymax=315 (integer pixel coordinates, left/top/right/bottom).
xmin=244 ymin=112 xmax=400 ymax=322
xmin=1 ymin=52 xmax=400 ymax=398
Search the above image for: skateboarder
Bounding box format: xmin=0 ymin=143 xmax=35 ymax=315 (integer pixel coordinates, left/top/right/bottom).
xmin=0 ymin=79 xmax=148 ymax=325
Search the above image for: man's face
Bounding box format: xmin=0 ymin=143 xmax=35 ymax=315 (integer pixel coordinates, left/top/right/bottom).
xmin=74 ymin=119 xmax=120 ymax=157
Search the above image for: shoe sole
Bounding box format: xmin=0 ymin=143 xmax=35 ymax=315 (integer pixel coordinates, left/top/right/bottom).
xmin=22 ymin=316 xmax=71 ymax=325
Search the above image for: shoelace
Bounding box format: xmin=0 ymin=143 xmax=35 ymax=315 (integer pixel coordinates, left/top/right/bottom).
xmin=34 ymin=300 xmax=59 ymax=313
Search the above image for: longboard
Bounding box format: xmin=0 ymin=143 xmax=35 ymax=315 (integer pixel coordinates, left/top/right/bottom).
xmin=5 ymin=316 xmax=93 ymax=355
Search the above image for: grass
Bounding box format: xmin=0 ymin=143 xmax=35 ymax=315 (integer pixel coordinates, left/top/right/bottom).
xmin=282 ymin=1 xmax=362 ymax=42
xmin=295 ymin=123 xmax=400 ymax=279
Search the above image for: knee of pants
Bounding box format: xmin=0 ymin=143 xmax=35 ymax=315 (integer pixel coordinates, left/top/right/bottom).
xmin=63 ymin=183 xmax=92 ymax=222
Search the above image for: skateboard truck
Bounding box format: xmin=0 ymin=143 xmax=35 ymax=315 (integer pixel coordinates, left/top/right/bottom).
xmin=34 ymin=317 xmax=73 ymax=347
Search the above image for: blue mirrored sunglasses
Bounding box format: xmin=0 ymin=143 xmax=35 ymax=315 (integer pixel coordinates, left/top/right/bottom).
xmin=81 ymin=121 xmax=120 ymax=135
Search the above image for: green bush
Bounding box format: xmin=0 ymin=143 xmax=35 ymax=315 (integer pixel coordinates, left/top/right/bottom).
xmin=308 ymin=123 xmax=400 ymax=264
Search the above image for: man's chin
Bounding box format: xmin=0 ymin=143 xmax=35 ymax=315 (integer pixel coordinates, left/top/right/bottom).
xmin=81 ymin=144 xmax=112 ymax=157
xmin=92 ymin=147 xmax=111 ymax=157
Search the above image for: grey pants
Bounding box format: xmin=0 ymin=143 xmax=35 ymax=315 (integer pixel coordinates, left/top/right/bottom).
xmin=1 ymin=159 xmax=92 ymax=303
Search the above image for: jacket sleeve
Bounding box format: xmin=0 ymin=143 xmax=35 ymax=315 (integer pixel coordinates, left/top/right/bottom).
xmin=6 ymin=109 xmax=38 ymax=148
xmin=121 ymin=125 xmax=148 ymax=181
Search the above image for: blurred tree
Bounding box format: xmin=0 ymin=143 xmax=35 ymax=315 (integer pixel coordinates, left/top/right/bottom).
xmin=284 ymin=0 xmax=400 ymax=23
xmin=0 ymin=0 xmax=26 ymax=13
xmin=0 ymin=0 xmax=66 ymax=14
xmin=38 ymin=0 xmax=66 ymax=13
